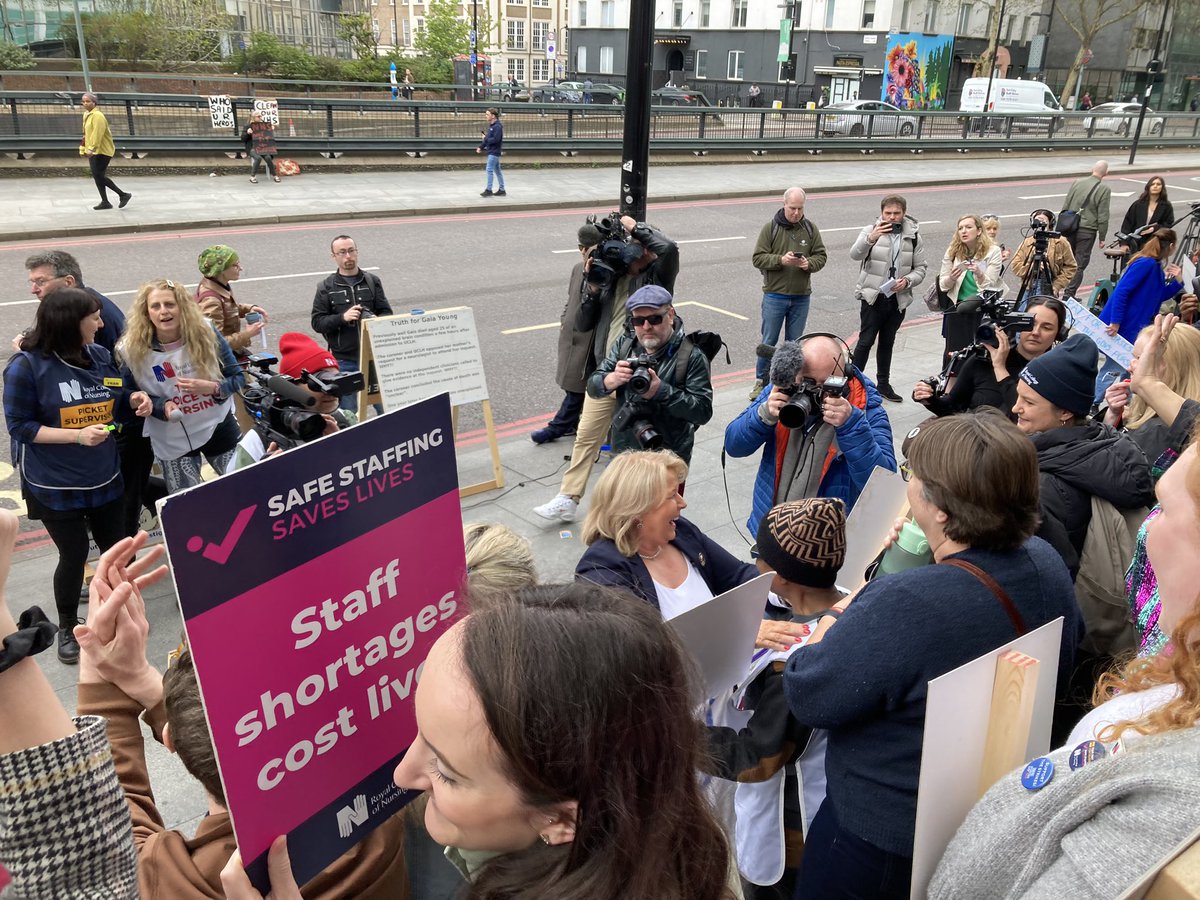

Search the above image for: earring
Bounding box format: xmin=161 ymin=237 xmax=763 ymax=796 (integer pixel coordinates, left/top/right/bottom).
xmin=540 ymin=834 xmax=551 ymax=845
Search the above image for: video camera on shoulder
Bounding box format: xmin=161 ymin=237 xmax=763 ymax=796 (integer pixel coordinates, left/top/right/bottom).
xmin=241 ymin=353 xmax=365 ymax=449
xmin=584 ymin=211 xmax=644 ymax=291
xmin=778 ymin=375 xmax=850 ymax=430
xmin=976 ymin=290 xmax=1034 ymax=348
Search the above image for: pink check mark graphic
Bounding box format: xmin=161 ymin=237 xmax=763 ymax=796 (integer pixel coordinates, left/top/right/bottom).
xmin=186 ymin=504 xmax=258 ymax=564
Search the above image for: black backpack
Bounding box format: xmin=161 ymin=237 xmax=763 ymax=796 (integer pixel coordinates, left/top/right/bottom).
xmin=673 ymin=330 xmax=730 ymax=385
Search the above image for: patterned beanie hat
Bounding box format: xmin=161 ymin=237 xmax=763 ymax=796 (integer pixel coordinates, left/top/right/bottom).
xmin=755 ymin=498 xmax=846 ymax=589
xmin=198 ymin=245 xmax=239 ymax=278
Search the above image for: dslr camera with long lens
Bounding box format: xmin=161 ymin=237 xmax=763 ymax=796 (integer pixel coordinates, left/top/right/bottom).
xmin=584 ymin=211 xmax=644 ymax=291
xmin=240 ymin=353 xmax=365 ymax=451
xmin=610 ymin=353 xmax=663 ymax=449
xmin=975 ymin=290 xmax=1035 ymax=348
xmin=778 ymin=375 xmax=850 ymax=430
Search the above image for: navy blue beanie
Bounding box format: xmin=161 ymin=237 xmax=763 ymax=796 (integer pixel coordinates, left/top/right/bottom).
xmin=1019 ymin=333 xmax=1098 ymax=417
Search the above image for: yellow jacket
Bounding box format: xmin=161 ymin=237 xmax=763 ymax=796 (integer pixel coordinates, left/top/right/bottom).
xmin=81 ymin=108 xmax=115 ymax=157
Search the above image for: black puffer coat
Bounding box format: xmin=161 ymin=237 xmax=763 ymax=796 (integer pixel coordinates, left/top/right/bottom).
xmin=1032 ymin=421 xmax=1156 ymax=558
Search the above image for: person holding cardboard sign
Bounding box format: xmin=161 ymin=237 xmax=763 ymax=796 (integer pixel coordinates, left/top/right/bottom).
xmin=221 ymin=583 xmax=739 ymax=900
xmin=931 ymin=429 xmax=1200 ymax=899
xmin=782 ymin=410 xmax=1081 ymax=900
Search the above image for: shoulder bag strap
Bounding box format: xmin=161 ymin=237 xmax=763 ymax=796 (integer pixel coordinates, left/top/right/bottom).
xmin=1079 ymin=180 xmax=1101 ymax=213
xmin=940 ymin=558 xmax=1028 ymax=636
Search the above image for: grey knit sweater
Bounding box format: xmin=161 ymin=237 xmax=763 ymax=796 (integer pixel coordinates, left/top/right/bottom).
xmin=930 ymin=724 xmax=1200 ymax=898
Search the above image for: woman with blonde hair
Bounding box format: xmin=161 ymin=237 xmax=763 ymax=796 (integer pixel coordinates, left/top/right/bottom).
xmin=575 ymin=450 xmax=756 ymax=615
xmin=119 ymin=279 xmax=244 ymax=493
xmin=938 ymin=214 xmax=1004 ymax=358
xmin=931 ymin=425 xmax=1200 ymax=898
xmin=463 ymin=522 xmax=537 ymax=598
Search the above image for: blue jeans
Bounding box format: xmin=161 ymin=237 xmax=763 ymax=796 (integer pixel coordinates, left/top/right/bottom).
xmin=337 ymin=357 xmax=383 ymax=414
xmin=486 ymin=154 xmax=505 ymax=191
xmin=757 ymin=293 xmax=811 ymax=379
xmin=796 ymin=801 xmax=913 ymax=900
xmin=1095 ymin=354 xmax=1129 ymax=405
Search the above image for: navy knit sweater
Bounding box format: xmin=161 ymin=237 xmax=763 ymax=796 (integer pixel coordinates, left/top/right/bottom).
xmin=783 ymin=537 xmax=1081 ymax=856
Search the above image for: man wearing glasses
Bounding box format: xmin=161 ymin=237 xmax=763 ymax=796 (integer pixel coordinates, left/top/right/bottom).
xmin=310 ymin=235 xmax=393 ymax=411
xmin=586 ymin=285 xmax=712 ymax=465
xmin=23 ymin=250 xmax=125 ymax=355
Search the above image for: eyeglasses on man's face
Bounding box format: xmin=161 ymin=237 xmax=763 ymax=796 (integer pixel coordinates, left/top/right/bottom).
xmin=333 ymin=248 xmax=358 ymax=257
xmin=631 ymin=314 xmax=665 ymax=327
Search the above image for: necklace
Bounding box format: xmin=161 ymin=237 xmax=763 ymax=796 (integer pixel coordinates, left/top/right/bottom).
xmin=637 ymin=545 xmax=664 ymax=560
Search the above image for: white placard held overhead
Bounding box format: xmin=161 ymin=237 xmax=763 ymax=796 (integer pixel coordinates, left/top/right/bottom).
xmin=208 ymin=95 xmax=234 ymax=128
xmin=252 ymin=98 xmax=280 ymax=126
xmin=363 ymin=308 xmax=489 ymax=411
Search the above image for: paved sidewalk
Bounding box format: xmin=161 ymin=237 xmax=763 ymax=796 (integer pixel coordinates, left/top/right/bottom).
xmin=2 ymin=148 xmax=1198 ymax=241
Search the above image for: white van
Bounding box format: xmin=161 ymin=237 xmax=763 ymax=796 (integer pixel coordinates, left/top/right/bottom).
xmin=959 ymin=78 xmax=1065 ymax=132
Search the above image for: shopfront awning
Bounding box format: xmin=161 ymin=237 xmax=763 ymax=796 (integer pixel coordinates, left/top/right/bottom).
xmin=812 ymin=66 xmax=883 ymax=76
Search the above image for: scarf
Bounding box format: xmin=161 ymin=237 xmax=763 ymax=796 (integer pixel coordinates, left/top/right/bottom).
xmin=773 ymin=376 xmax=869 ymax=502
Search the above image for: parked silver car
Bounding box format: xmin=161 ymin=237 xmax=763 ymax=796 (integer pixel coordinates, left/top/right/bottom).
xmin=821 ymin=100 xmax=918 ymax=136
xmin=1082 ymin=102 xmax=1165 ymax=136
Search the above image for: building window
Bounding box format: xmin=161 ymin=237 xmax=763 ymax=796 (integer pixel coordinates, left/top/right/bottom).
xmin=577 ymin=0 xmax=587 ymax=24
xmin=861 ymin=0 xmax=873 ymax=28
xmin=390 ymin=18 xmax=397 ymax=41
xmin=600 ymin=0 xmax=614 ymax=25
xmin=727 ymin=49 xmax=744 ymax=78
xmin=956 ymin=3 xmax=970 ymax=32
xmin=533 ymin=58 xmax=550 ymax=80
xmin=672 ymin=0 xmax=683 ymax=25
xmin=402 ymin=17 xmax=411 ymax=44
xmin=694 ymin=48 xmax=707 ymax=77
xmin=899 ymin=0 xmax=909 ymax=28
xmin=700 ymin=0 xmax=710 ymax=25
xmin=1002 ymin=14 xmax=1014 ymax=40
xmin=416 ymin=16 xmax=425 ymax=36
xmin=507 ymin=58 xmax=526 ymax=80
xmin=533 ymin=0 xmax=549 ymax=6
xmin=532 ymin=20 xmax=548 ymax=48
xmin=577 ymin=45 xmax=586 ymax=71
xmin=600 ymin=45 xmax=614 ymax=72
xmin=778 ymin=54 xmax=797 ymax=80
xmin=824 ymin=0 xmax=835 ymax=28
xmin=923 ymin=0 xmax=938 ymax=30
xmin=507 ymin=19 xmax=525 ymax=48
xmin=730 ymin=0 xmax=746 ymax=26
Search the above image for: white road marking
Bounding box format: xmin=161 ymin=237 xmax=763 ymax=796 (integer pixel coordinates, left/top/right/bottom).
xmin=1018 ymin=193 xmax=1068 ymax=200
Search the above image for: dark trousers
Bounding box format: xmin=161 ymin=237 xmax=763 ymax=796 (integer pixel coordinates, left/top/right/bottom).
xmin=1064 ymin=228 xmax=1098 ymax=298
xmin=852 ymin=296 xmax=905 ymax=386
xmin=88 ymin=153 xmax=123 ymax=203
xmin=545 ymin=391 xmax=584 ymax=436
xmin=796 ymin=802 xmax=913 ymax=900
xmin=117 ymin=425 xmax=159 ymax=536
xmin=41 ymin=496 xmax=126 ymax=628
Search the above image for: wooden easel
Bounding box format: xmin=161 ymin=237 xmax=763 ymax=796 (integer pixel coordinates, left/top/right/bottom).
xmin=357 ymin=309 xmax=504 ymax=498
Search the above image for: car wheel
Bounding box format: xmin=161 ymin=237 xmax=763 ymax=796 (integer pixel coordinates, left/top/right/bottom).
xmin=849 ymin=124 xmax=864 ymax=136
xmin=610 ymin=96 xmax=621 ymax=105
xmin=1150 ymin=121 xmax=1163 ymax=136
xmin=1119 ymin=122 xmax=1130 ymax=137
xmin=899 ymin=122 xmax=914 ymax=136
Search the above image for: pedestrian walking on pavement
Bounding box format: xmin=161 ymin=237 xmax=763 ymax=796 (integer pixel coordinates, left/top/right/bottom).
xmin=477 ymin=107 xmax=506 ymax=197
xmin=242 ymin=112 xmax=281 ymax=184
xmin=1061 ymin=161 xmax=1112 ymax=300
xmin=79 ymin=93 xmax=131 ymax=211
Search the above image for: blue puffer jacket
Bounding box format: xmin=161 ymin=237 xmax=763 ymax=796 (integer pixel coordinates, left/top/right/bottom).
xmin=724 ymin=372 xmax=896 ymax=535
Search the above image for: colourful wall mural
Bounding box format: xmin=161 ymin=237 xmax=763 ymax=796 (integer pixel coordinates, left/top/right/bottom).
xmin=882 ymin=32 xmax=955 ymax=110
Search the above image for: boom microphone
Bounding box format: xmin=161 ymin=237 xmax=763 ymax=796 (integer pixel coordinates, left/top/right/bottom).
xmin=769 ymin=341 xmax=806 ymax=390
xmin=756 ymin=343 xmax=777 ymax=360
xmin=265 ymin=375 xmax=318 ymax=408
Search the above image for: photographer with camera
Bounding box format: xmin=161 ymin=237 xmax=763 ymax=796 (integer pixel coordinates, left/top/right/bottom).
xmin=227 ymin=332 xmax=362 ymax=470
xmin=913 ymin=296 xmax=1068 ymax=420
xmin=310 ymin=235 xmax=392 ymax=412
xmin=534 ymin=215 xmax=679 ymax=522
xmin=849 ymin=194 xmax=928 ymax=403
xmin=585 ymin=286 xmax=712 ymax=466
xmin=725 ymin=335 xmax=895 ymax=536
xmin=1009 ymin=210 xmax=1078 ymax=304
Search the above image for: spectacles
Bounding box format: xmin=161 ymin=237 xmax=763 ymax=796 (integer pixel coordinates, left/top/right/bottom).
xmin=981 ymin=214 xmax=1000 ymax=222
xmin=631 ymin=314 xmax=665 ymax=327
xmin=900 ymin=462 xmax=913 ymax=482
xmin=333 ymin=248 xmax=358 ymax=256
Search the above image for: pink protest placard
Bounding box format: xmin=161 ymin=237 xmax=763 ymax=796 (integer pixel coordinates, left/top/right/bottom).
xmin=160 ymin=393 xmax=463 ymax=890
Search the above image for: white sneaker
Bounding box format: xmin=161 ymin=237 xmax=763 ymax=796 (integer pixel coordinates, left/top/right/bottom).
xmin=534 ymin=494 xmax=578 ymax=522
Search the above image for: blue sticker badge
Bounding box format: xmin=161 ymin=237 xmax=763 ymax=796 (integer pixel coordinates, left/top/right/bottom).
xmin=1020 ymin=756 xmax=1055 ymax=791
xmin=1069 ymin=740 xmax=1106 ymax=770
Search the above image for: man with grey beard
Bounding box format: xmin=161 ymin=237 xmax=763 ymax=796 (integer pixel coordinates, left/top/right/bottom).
xmin=586 ymin=284 xmax=713 ymax=465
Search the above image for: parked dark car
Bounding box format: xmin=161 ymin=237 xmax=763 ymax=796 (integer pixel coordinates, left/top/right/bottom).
xmin=651 ymin=86 xmax=711 ymax=107
xmin=530 ymin=82 xmax=582 ymax=103
xmin=556 ymin=81 xmax=626 ymax=104
xmin=486 ymin=81 xmax=530 ymax=102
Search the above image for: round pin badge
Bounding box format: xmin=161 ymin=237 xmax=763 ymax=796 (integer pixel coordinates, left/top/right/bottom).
xmin=1069 ymin=739 xmax=1107 ymax=770
xmin=1020 ymin=756 xmax=1055 ymax=791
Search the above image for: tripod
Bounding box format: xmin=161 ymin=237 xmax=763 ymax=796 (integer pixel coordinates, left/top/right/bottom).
xmin=1015 ymin=237 xmax=1058 ymax=309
